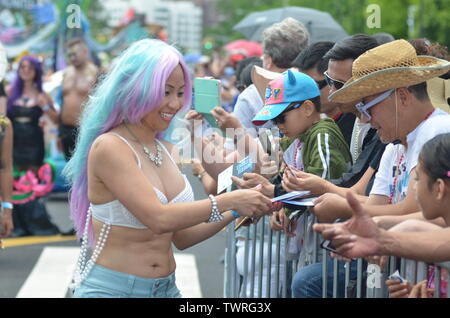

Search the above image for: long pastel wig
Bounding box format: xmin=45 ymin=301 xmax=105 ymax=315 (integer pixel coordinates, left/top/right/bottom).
xmin=62 ymin=39 xmax=192 ymax=244
xmin=7 ymin=55 xmax=44 ymax=112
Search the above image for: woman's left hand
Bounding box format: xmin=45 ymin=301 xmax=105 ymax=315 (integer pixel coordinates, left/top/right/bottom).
xmin=0 ymin=211 xmax=13 ymax=239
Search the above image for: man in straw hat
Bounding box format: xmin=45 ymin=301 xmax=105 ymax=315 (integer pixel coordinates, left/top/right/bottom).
xmin=291 ymin=39 xmax=450 ymax=298
xmin=312 ymin=39 xmax=450 ymax=222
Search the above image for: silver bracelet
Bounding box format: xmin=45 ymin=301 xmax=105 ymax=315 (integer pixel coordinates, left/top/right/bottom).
xmin=207 ymin=195 xmax=224 ymax=223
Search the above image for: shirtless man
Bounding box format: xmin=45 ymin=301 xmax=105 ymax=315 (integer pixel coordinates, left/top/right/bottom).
xmin=59 ymin=38 xmax=98 ymax=161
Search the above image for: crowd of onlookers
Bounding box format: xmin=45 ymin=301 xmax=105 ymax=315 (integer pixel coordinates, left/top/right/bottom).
xmin=0 ymin=38 xmax=99 ymax=238
xmin=183 ymin=17 xmax=450 ymax=298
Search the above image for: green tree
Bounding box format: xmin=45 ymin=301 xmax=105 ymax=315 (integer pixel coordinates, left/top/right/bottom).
xmin=208 ymin=0 xmax=450 ymax=48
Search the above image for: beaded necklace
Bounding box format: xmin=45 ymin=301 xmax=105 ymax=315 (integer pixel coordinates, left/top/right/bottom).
xmin=292 ymin=139 xmax=304 ymax=171
xmin=388 ymin=153 xmax=404 ymax=204
xmin=70 ymin=206 xmax=111 ymax=289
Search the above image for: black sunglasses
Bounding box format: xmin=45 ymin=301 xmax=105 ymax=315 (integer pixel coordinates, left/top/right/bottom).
xmin=324 ymin=71 xmax=346 ymax=90
xmin=271 ymin=102 xmax=304 ymax=125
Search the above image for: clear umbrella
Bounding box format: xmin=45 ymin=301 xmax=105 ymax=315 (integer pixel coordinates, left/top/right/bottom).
xmin=233 ymin=6 xmax=348 ymax=44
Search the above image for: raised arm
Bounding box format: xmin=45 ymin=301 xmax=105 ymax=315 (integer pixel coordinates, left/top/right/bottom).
xmin=90 ymin=135 xmax=273 ymax=235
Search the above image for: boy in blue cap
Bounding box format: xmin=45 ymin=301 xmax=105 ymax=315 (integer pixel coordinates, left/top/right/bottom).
xmin=252 ymin=69 xmax=352 ymax=270
xmin=252 ymin=69 xmax=351 ymax=180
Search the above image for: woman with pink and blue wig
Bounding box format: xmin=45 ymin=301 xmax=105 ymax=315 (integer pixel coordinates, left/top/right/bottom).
xmin=64 ymin=39 xmax=273 ymax=298
xmin=6 ymin=55 xmax=59 ymax=237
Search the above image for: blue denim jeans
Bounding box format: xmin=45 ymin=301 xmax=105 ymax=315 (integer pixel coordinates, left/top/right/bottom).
xmin=292 ymin=258 xmax=359 ymax=298
xmin=73 ymin=264 xmax=182 ymax=298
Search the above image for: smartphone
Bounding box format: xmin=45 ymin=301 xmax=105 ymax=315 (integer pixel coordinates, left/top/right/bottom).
xmin=194 ymin=78 xmax=221 ymax=130
xmin=320 ymin=239 xmax=338 ymax=253
xmin=318 ymin=219 xmax=353 ymax=258
xmin=259 ymin=129 xmax=278 ymax=163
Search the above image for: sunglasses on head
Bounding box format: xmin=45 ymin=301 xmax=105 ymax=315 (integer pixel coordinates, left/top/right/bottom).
xmin=356 ymin=89 xmax=395 ymax=120
xmin=324 ymin=71 xmax=346 ymax=90
xmin=271 ymin=102 xmax=304 ymax=125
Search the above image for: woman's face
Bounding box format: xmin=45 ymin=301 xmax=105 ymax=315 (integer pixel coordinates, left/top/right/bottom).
xmin=142 ymin=64 xmax=186 ymax=132
xmin=19 ymin=60 xmax=36 ymax=82
xmin=414 ymin=162 xmax=442 ymax=220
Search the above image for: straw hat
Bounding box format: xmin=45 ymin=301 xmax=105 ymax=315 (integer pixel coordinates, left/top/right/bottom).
xmin=0 ymin=42 xmax=7 ymax=82
xmin=251 ymin=65 xmax=283 ymax=100
xmin=427 ymin=77 xmax=450 ymax=114
xmin=329 ymin=39 xmax=450 ymax=103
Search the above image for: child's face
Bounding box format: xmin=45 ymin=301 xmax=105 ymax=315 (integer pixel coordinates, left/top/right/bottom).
xmin=275 ymin=102 xmax=311 ymax=140
xmin=414 ymin=163 xmax=442 ymax=220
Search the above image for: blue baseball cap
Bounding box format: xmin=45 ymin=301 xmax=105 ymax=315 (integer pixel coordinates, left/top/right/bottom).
xmin=252 ymin=69 xmax=320 ymax=126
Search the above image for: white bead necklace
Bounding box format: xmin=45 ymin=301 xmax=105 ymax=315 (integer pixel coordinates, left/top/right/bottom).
xmin=70 ymin=205 xmax=111 ymax=289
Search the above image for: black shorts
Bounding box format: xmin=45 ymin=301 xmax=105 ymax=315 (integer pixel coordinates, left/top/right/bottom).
xmin=59 ymin=124 xmax=78 ymax=161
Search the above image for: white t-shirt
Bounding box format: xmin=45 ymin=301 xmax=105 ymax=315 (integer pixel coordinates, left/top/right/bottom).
xmin=370 ymin=109 xmax=450 ymax=203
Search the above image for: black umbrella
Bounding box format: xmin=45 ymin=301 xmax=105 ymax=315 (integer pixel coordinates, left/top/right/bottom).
xmin=233 ymin=6 xmax=348 ymax=44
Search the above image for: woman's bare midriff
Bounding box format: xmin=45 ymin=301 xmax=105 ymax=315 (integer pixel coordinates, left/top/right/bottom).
xmin=92 ymin=218 xmax=176 ymax=279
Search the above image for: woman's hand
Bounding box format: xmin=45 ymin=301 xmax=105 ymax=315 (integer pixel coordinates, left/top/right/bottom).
xmin=226 ymin=185 xmax=273 ymax=217
xmin=0 ymin=210 xmax=13 ymax=238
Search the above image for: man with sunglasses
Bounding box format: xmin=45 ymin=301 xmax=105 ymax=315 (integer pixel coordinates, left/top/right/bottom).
xmin=292 ymin=41 xmax=356 ymax=149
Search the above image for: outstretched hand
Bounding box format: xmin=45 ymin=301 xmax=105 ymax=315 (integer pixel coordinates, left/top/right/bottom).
xmin=231 ymin=184 xmax=273 ymax=217
xmin=313 ymin=192 xmax=382 ymax=259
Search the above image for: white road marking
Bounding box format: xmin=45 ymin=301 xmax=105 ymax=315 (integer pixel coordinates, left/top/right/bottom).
xmin=174 ymin=253 xmax=202 ymax=298
xmin=17 ymin=248 xmax=202 ymax=298
xmin=16 ymin=247 xmax=79 ymax=298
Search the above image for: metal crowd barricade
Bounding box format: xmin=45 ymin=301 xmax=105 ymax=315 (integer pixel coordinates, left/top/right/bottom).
xmin=224 ymin=214 xmax=450 ymax=298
